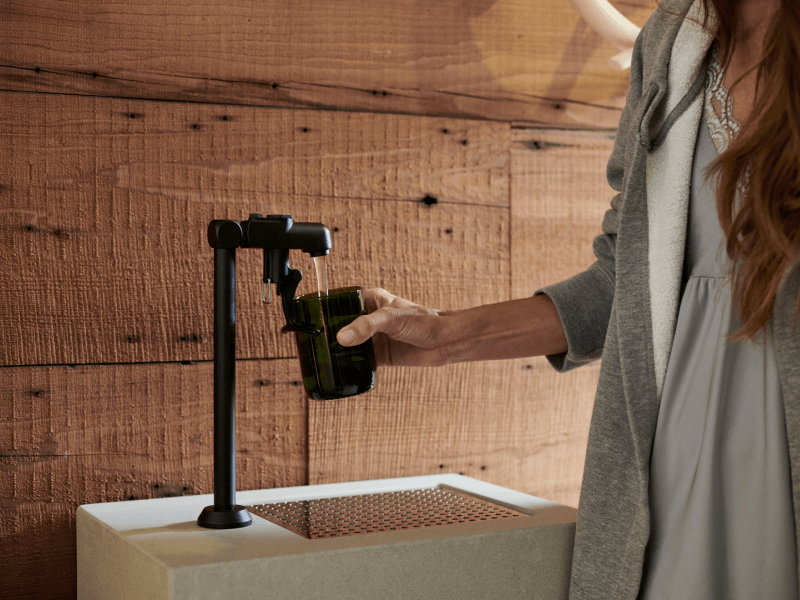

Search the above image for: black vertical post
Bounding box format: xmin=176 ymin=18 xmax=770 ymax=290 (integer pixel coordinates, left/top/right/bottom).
xmin=199 ymin=223 xmax=252 ymax=529
xmin=213 ymin=247 xmax=237 ymax=510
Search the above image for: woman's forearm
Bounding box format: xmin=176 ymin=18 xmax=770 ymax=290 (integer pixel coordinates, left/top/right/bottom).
xmin=437 ymin=294 xmax=568 ymax=364
xmin=337 ymin=288 xmax=568 ymax=367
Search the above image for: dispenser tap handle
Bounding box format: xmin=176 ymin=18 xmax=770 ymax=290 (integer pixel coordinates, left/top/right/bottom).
xmin=278 ymin=269 xmax=321 ymax=336
xmin=261 ymin=279 xmax=273 ymax=305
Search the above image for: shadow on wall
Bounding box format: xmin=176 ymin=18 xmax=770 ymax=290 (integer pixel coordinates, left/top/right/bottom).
xmin=409 ymin=0 xmax=649 ymax=119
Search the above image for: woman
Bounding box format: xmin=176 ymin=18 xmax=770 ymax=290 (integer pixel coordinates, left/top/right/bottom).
xmin=337 ymin=0 xmax=800 ymax=597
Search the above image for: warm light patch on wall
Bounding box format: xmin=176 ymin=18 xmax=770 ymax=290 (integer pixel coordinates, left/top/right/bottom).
xmin=467 ymin=0 xmax=654 ymax=109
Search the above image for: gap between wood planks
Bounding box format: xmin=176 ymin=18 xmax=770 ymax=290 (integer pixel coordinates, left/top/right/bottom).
xmin=0 ymin=64 xmax=624 ymax=128
xmin=0 ymin=356 xmax=296 ymax=370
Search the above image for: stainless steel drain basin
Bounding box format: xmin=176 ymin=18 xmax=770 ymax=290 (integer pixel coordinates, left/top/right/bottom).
xmin=248 ymin=487 xmax=528 ymax=539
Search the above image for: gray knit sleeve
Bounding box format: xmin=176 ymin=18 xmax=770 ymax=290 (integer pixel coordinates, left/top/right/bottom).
xmin=534 ymin=31 xmax=646 ymax=372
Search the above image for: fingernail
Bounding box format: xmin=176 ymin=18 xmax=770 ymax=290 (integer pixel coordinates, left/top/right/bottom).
xmin=339 ymin=329 xmax=356 ymax=345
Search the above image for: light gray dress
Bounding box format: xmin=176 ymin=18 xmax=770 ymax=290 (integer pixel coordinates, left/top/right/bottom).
xmin=638 ymin=49 xmax=798 ymax=599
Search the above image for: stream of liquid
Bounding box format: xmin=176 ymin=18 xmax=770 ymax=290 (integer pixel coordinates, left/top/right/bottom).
xmin=313 ymin=255 xmax=329 ymax=297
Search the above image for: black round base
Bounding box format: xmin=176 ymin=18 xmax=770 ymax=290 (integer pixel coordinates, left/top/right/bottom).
xmin=197 ymin=505 xmax=253 ymax=529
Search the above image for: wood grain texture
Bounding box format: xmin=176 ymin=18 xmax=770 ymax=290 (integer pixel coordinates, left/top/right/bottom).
xmin=309 ymin=359 xmax=596 ymax=508
xmin=1 ymin=0 xmax=654 ymax=127
xmin=0 ymin=359 xmax=306 ymax=599
xmin=508 ymin=127 xmax=615 ymax=499
xmin=510 ymin=127 xmax=617 ymax=295
xmin=0 ymin=92 xmax=510 ymax=366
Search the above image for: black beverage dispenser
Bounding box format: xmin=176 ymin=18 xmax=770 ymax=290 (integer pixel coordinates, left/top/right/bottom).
xmin=198 ymin=214 xmax=375 ymax=529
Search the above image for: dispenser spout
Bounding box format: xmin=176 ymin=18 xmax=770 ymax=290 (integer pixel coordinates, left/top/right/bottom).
xmin=238 ymin=213 xmax=330 ymax=335
xmin=241 ymin=214 xmax=332 ymax=258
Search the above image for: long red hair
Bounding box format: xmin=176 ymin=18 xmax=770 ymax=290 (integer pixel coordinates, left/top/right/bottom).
xmin=701 ymin=0 xmax=800 ymax=338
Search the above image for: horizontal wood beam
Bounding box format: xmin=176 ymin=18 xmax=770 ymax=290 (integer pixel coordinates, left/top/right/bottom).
xmin=0 ymin=65 xmax=624 ymax=128
xmin=1 ymin=0 xmax=655 ymax=128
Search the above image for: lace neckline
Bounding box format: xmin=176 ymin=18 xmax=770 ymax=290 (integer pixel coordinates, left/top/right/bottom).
xmin=704 ymin=41 xmax=742 ymax=155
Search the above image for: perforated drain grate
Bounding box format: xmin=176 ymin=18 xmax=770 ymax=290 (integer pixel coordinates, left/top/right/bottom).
xmin=248 ymin=487 xmax=528 ymax=539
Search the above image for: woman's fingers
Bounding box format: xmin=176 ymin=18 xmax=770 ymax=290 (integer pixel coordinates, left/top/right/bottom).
xmin=363 ymin=287 xmax=415 ymax=312
xmin=338 ymin=289 xmax=396 ymax=346
xmin=335 ymin=288 xmax=448 ymax=366
xmin=337 ymin=307 xmax=413 ymax=346
xmin=336 ymin=313 xmax=378 ymax=346
xmin=337 ymin=291 xmax=441 ymax=348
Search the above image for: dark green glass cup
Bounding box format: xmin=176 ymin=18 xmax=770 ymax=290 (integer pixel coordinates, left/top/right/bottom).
xmin=291 ymin=286 xmax=377 ymax=400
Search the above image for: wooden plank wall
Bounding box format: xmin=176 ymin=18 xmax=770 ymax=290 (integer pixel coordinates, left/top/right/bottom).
xmin=0 ymin=0 xmax=654 ymax=597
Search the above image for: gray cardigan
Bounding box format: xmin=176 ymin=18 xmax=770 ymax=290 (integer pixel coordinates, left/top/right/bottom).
xmin=539 ymin=0 xmax=800 ymax=597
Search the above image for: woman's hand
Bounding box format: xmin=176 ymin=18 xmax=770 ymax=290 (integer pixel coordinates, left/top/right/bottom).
xmin=336 ymin=288 xmax=450 ymax=367
xmin=336 ymin=288 xmax=568 ymax=367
